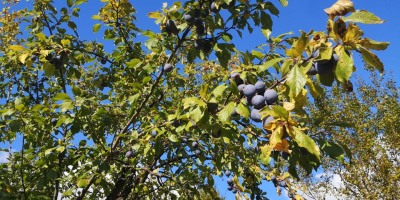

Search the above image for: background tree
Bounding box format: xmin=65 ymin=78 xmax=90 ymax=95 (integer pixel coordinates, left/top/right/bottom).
xmin=290 ymin=69 xmax=400 ymax=200
xmin=0 ymin=0 xmax=390 ymax=199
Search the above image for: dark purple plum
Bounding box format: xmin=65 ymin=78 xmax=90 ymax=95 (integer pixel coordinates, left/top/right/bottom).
xmin=232 ymin=188 xmax=237 ymax=193
xmin=244 ymin=84 xmax=256 ymax=97
xmin=332 ymin=53 xmax=339 ymax=63
xmin=210 ymin=2 xmax=220 ymax=13
xmin=239 ymin=159 xmax=243 ymax=163
xmin=279 ymin=181 xmax=287 ymax=187
xmin=192 ymin=141 xmax=199 ymax=148
xmin=313 ymin=49 xmax=330 ymax=64
xmin=185 ymin=13 xmax=195 ymax=24
xmin=251 ymin=109 xmax=262 ymax=122
xmin=173 ymin=119 xmax=181 ymax=127
xmin=227 ymin=185 xmax=233 ymax=191
xmin=238 ymin=84 xmax=246 ymax=95
xmin=196 ymin=24 xmax=205 ymax=35
xmin=207 ymin=102 xmax=218 ymax=113
xmin=31 ymin=54 xmax=37 ymax=61
xmin=101 ymin=58 xmax=107 ymax=64
xmin=227 ymin=178 xmax=233 ymax=185
xmin=280 ymin=151 xmax=289 ymax=160
xmin=195 ymin=148 xmax=202 ymax=156
xmin=231 ymin=107 xmax=239 ymax=117
xmin=51 ymin=118 xmax=58 ymax=126
xmin=166 ymin=20 xmax=176 ymax=30
xmin=262 ymin=115 xmax=274 ymax=127
xmin=262 ymin=174 xmax=266 ymax=180
xmin=164 ymin=63 xmax=173 ymax=72
xmin=211 ymin=129 xmax=221 ymax=138
xmin=264 ymin=89 xmax=278 ymax=105
xmin=307 ymin=61 xmax=317 ymax=75
xmin=271 ymin=175 xmax=277 ymax=184
xmin=246 ymin=96 xmax=253 ymax=107
xmin=126 ymin=151 xmax=133 ymax=158
xmin=182 ymin=137 xmax=188 ymax=143
xmin=194 ymin=40 xmax=204 ymax=50
xmin=255 ymin=81 xmax=265 ymax=94
xmin=202 ymin=43 xmax=212 ymax=54
xmin=193 ymin=9 xmax=201 ymax=18
xmin=221 ymin=0 xmax=236 ymax=9
xmin=151 ymin=130 xmax=158 ymax=137
xmin=315 ymin=60 xmax=334 ymax=76
xmin=194 ymin=18 xmax=202 ymax=27
xmin=231 ymin=73 xmax=243 ymax=85
xmin=225 ymin=170 xmax=231 ymax=177
xmin=251 ymin=95 xmax=266 ymax=109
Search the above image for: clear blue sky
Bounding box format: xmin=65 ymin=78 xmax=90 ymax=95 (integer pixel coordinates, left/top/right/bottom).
xmin=1 ymin=0 xmax=399 ymax=199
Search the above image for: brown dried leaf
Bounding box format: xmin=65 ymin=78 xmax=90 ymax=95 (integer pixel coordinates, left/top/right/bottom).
xmin=324 ymin=0 xmax=355 ymax=20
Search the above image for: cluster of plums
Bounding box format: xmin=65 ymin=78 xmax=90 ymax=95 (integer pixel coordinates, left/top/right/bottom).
xmin=230 ymin=72 xmax=277 ymax=127
xmin=307 ymin=49 xmax=350 ymax=76
xmin=45 ymin=53 xmax=64 ymax=69
xmin=263 ymin=175 xmax=288 ymax=188
xmin=225 ymin=171 xmax=238 ymax=194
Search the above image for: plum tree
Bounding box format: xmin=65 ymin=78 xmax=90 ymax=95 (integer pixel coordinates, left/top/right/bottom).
xmin=0 ymin=0 xmax=389 ymax=199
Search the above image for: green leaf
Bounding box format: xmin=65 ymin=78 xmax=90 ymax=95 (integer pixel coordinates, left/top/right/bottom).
xmin=271 ymin=105 xmax=289 ymax=120
xmin=212 ymin=83 xmax=227 ymax=98
xmin=258 ymin=57 xmax=285 ymax=72
xmin=68 ymin=21 xmax=77 ymax=30
xmin=72 ymin=86 xmax=81 ymax=96
xmin=286 ymin=65 xmax=307 ymax=96
xmin=252 ymin=50 xmax=264 ymax=60
xmin=53 ymin=93 xmax=71 ymax=101
xmin=294 ymin=127 xmax=320 ymax=159
xmin=168 ymin=134 xmax=179 ymax=142
xmin=357 ymin=38 xmax=390 ymax=51
xmin=221 ymin=33 xmax=233 ymax=42
xmin=9 ymin=120 xmax=22 ymax=132
xmin=315 ymin=46 xmax=333 ymax=62
xmin=343 ymin=10 xmax=387 ymax=24
xmin=93 ymin=23 xmax=101 ymax=33
xmin=47 ymin=169 xmax=58 ymax=179
xmin=280 ymin=59 xmax=293 ymax=77
xmin=237 ymin=102 xmax=250 ymax=119
xmin=317 ymin=72 xmax=335 ymax=86
xmin=45 ymin=147 xmax=56 ymax=156
xmin=42 ymin=62 xmax=55 ymax=76
xmin=325 ymin=121 xmax=355 ymax=128
xmin=126 ymin=59 xmax=142 ymax=68
xmin=261 ymin=28 xmax=271 ymax=39
xmin=67 ymin=0 xmax=74 ymax=7
xmin=218 ymin=102 xmax=235 ymax=123
xmin=285 ymin=31 xmax=309 ymax=58
xmin=360 ymin=47 xmax=384 ymax=74
xmin=260 ymin=11 xmax=273 ymax=30
xmin=335 ymin=48 xmax=354 ymax=83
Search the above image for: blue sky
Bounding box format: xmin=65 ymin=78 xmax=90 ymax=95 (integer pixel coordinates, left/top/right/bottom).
xmin=1 ymin=0 xmax=399 ymax=199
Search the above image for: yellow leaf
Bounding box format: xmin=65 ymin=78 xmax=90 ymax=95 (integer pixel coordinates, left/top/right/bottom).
xmin=9 ymin=45 xmax=26 ymax=51
xmin=357 ymin=38 xmax=390 ymax=51
xmin=61 ymin=39 xmax=71 ymax=46
xmin=283 ymin=102 xmax=295 ymax=111
xmin=6 ymin=187 xmax=11 ymax=193
xmin=244 ymin=194 xmax=249 ymax=200
xmin=274 ymin=138 xmax=291 ymax=153
xmin=147 ymin=11 xmax=164 ymax=19
xmin=19 ymin=53 xmax=28 ymax=64
xmin=324 ymin=0 xmax=355 ymax=20
xmin=295 ymin=194 xmax=303 ymax=200
xmin=343 ymin=22 xmax=363 ymax=42
xmin=360 ymin=47 xmax=384 ymax=74
xmin=277 ymin=187 xmax=282 ymax=195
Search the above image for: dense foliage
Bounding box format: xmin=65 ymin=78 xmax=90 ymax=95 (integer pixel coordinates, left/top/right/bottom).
xmin=0 ymin=0 xmax=390 ymax=199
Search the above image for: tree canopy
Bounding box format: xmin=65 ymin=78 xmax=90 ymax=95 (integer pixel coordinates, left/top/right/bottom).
xmin=0 ymin=0 xmax=390 ymax=199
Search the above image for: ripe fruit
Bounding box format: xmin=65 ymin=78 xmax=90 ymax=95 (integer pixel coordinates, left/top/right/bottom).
xmin=195 ymin=148 xmax=202 ymax=156
xmin=210 ymin=2 xmax=220 ymax=13
xmin=185 ymin=13 xmax=195 ymax=24
xmin=193 ymin=9 xmax=201 ymax=18
xmin=239 ymin=159 xmax=243 ymax=163
xmin=192 ymin=141 xmax=199 ymax=148
xmin=166 ymin=20 xmax=175 ymax=29
xmin=211 ymin=129 xmax=221 ymax=138
xmin=151 ymin=130 xmax=158 ymax=138
xmin=280 ymin=151 xmax=289 ymax=160
xmin=251 ymin=95 xmax=266 ymax=109
xmin=202 ymin=43 xmax=212 ymax=54
xmin=243 ymin=84 xmax=256 ymax=97
xmin=251 ymin=109 xmax=262 ymax=122
xmin=262 ymin=174 xmax=266 ymax=180
xmin=196 ymin=25 xmax=205 ymax=35
xmin=31 ymin=54 xmax=37 ymax=61
xmin=164 ymin=63 xmax=173 ymax=72
xmin=264 ymin=89 xmax=278 ymax=105
xmin=227 ymin=185 xmax=233 ymax=191
xmin=173 ymin=120 xmax=181 ymax=127
xmin=182 ymin=138 xmax=188 ymax=143
xmin=126 ymin=151 xmax=133 ymax=158
xmin=231 ymin=72 xmax=243 ymax=85
xmin=231 ymin=107 xmax=239 ymax=118
xmin=271 ymin=175 xmax=278 ymax=184
xmin=194 ymin=18 xmax=202 ymax=27
xmin=101 ymin=58 xmax=107 ymax=64
xmin=232 ymin=188 xmax=238 ymax=193
xmin=225 ymin=170 xmax=231 ymax=177
xmin=254 ymin=146 xmax=260 ymax=153
xmin=332 ymin=53 xmax=339 ymax=63
xmin=307 ymin=62 xmax=317 ymax=75
xmin=288 ymin=193 xmax=294 ymax=198
xmin=194 ymin=40 xmax=204 ymax=50
xmin=45 ymin=54 xmax=53 ymax=61
xmin=51 ymin=118 xmax=58 ymax=126
xmin=262 ymin=115 xmax=274 ymax=127
xmin=313 ymin=49 xmax=330 ymax=64
xmin=227 ymin=178 xmax=233 ymax=185
xmin=315 ymin=60 xmax=334 ymax=76
xmin=255 ymin=81 xmax=265 ymax=94
xmin=207 ymin=102 xmax=218 ymax=113
xmin=238 ymin=84 xmax=246 ymax=95
xmin=221 ymin=0 xmax=236 ymax=9
xmin=246 ymin=96 xmax=253 ymax=107
xmin=279 ymin=181 xmax=287 ymax=187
